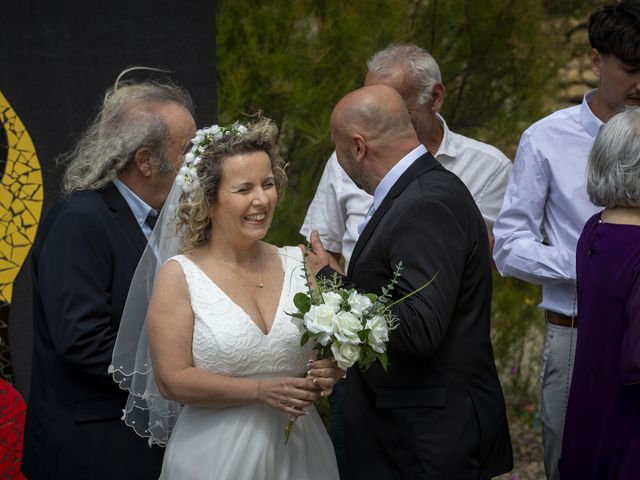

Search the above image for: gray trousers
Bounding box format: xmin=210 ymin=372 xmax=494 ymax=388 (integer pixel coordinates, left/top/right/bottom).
xmin=540 ymin=322 xmax=577 ymax=480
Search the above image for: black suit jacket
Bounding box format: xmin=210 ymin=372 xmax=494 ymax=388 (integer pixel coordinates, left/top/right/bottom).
xmin=22 ymin=184 xmax=163 ymax=479
xmin=323 ymin=153 xmax=512 ymax=479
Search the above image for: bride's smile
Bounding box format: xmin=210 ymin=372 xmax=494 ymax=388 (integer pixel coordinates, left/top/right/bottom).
xmin=212 ymin=150 xmax=278 ymax=242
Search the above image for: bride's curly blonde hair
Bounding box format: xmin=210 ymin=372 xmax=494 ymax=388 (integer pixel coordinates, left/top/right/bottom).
xmin=176 ymin=117 xmax=287 ymax=251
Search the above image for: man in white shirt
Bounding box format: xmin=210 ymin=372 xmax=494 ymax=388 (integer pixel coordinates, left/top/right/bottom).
xmin=301 ymin=43 xmax=512 ymax=267
xmin=300 ymin=43 xmax=512 ymax=480
xmin=493 ymin=2 xmax=640 ymax=478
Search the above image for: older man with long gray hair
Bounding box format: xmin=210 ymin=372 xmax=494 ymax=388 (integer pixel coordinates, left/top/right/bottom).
xmin=22 ymin=75 xmax=196 ymax=480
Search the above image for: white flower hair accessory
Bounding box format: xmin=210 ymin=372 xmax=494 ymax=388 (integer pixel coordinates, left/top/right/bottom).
xmin=176 ymin=121 xmax=249 ymax=197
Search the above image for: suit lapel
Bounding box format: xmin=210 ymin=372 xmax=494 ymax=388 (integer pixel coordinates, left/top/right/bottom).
xmin=99 ymin=183 xmax=147 ymax=254
xmin=347 ymin=152 xmax=441 ymax=274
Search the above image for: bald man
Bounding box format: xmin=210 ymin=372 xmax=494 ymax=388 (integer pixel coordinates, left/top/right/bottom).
xmin=307 ymin=85 xmax=513 ymax=479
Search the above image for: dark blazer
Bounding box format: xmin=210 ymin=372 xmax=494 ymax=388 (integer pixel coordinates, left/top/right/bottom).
xmin=22 ymin=184 xmax=163 ymax=480
xmin=322 ymin=152 xmax=512 ymax=479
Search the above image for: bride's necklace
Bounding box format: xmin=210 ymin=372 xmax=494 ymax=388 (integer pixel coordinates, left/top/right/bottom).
xmin=215 ymin=250 xmax=265 ymax=289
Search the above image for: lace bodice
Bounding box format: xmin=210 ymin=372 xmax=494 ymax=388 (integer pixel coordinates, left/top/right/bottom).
xmin=169 ymin=246 xmax=311 ymax=378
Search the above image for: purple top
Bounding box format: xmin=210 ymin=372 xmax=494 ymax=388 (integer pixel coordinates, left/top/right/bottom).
xmin=560 ymin=212 xmax=640 ymax=479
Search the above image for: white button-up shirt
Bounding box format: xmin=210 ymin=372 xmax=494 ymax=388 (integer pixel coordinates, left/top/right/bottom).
xmin=301 ymin=114 xmax=512 ymax=268
xmin=493 ymin=91 xmax=603 ymax=316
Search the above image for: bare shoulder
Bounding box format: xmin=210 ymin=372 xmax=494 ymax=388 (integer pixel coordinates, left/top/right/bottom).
xmin=153 ymin=258 xmax=190 ymax=302
xmin=158 ymin=257 xmax=188 ymax=283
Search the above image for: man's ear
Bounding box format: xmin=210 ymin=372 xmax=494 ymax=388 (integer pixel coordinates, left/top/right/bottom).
xmin=132 ymin=147 xmax=153 ymax=177
xmin=590 ymin=48 xmax=603 ymax=79
xmin=429 ymin=82 xmax=445 ymax=113
xmin=351 ymin=134 xmax=367 ymax=163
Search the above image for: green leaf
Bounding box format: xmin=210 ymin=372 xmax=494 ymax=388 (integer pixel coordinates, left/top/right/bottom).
xmin=378 ymin=352 xmax=389 ymax=371
xmin=300 ymin=331 xmax=310 ymax=346
xmin=293 ymin=292 xmax=311 ymax=314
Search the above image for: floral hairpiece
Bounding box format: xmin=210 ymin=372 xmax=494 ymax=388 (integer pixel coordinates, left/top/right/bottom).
xmin=176 ymin=121 xmax=249 ymax=196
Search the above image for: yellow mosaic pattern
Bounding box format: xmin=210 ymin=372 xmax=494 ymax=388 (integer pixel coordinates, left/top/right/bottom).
xmin=0 ymin=91 xmax=43 ymax=303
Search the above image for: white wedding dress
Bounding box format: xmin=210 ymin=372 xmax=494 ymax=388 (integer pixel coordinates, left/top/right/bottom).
xmin=159 ymin=246 xmax=339 ymax=480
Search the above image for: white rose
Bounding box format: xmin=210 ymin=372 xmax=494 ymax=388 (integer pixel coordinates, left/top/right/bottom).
xmin=366 ymin=315 xmax=389 ymax=347
xmin=331 ymin=342 xmax=361 ymax=370
xmin=191 ymin=131 xmax=205 ymax=145
xmin=234 ymin=122 xmax=248 ymax=134
xmin=304 ymin=304 xmax=336 ymax=346
xmin=209 ymin=125 xmax=223 ymax=140
xmin=348 ymin=291 xmax=372 ymax=317
xmin=333 ymin=311 xmax=362 ymax=344
xmin=322 ymin=291 xmax=343 ymax=313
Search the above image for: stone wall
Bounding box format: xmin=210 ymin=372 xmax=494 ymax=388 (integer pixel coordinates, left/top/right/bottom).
xmin=557 ymin=20 xmax=598 ymax=108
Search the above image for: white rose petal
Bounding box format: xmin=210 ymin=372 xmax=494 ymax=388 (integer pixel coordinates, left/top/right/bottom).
xmin=191 ymin=132 xmax=205 ymax=145
xmin=333 ymin=311 xmax=362 ymax=344
xmin=318 ymin=332 xmax=332 ymax=347
xmin=184 ymin=152 xmax=195 ymax=164
xmin=348 ymin=291 xmax=372 ymax=317
xmin=303 ymin=304 xmax=336 ymax=337
xmin=366 ymin=315 xmax=389 ymax=346
xmin=179 ymin=166 xmax=190 ymax=175
xmin=322 ymin=291 xmax=343 ymax=313
xmin=330 ymin=342 xmax=360 ymax=370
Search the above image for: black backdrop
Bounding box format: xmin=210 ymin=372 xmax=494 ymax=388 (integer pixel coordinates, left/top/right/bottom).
xmin=1 ymin=0 xmax=217 ymax=399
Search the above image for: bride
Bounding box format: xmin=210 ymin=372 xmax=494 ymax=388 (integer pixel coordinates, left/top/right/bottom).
xmin=113 ymin=117 xmax=341 ymax=479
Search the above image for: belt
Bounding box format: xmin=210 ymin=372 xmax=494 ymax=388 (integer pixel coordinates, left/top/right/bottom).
xmin=545 ymin=310 xmax=577 ymax=328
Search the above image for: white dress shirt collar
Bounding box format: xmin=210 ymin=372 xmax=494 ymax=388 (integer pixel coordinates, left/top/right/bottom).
xmin=581 ymin=89 xmax=603 ymax=138
xmin=433 ymin=113 xmax=457 ymax=159
xmin=357 ymin=144 xmax=427 ymax=235
xmin=372 ymin=144 xmax=428 ymax=210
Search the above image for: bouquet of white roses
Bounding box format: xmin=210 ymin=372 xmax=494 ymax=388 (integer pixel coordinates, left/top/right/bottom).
xmin=284 ymin=261 xmax=437 ymax=442
xmin=290 ymin=264 xmax=403 ymax=372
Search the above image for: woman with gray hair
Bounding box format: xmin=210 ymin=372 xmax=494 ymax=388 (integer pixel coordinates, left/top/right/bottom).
xmin=560 ymin=107 xmax=640 ymax=479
